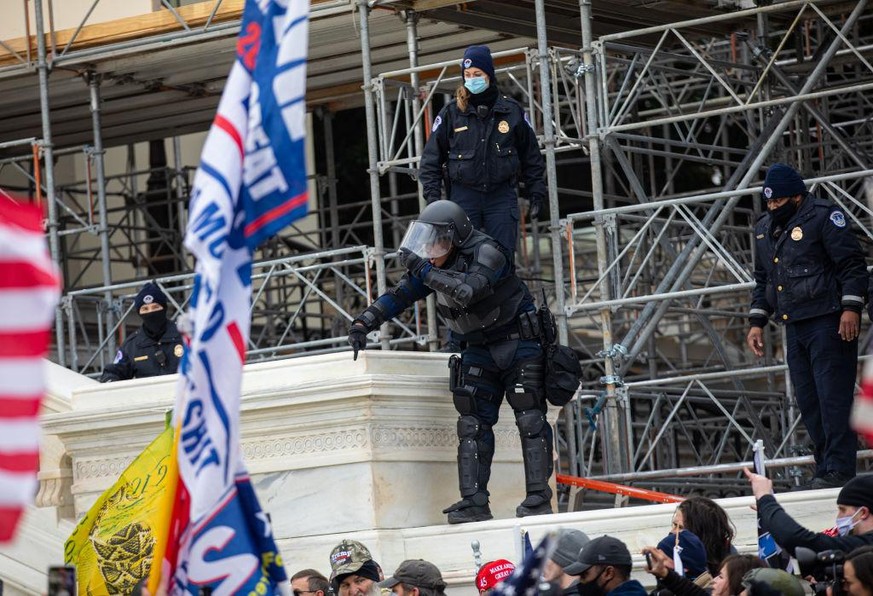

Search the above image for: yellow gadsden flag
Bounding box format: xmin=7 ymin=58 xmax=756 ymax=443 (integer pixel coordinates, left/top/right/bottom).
xmin=65 ymin=424 xmax=173 ymax=595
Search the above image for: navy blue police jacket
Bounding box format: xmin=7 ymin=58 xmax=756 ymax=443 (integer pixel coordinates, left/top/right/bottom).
xmin=419 ymin=94 xmax=545 ymax=203
xmin=99 ymin=321 xmax=183 ymax=382
xmin=750 ymin=195 xmax=867 ymax=326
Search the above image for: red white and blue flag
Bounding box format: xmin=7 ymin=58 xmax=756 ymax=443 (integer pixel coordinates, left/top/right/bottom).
xmin=494 ymin=534 xmax=554 ymax=596
xmin=854 ymin=359 xmax=873 ymax=447
xmin=149 ymin=0 xmax=309 ymax=592
xmin=0 ymin=199 xmax=60 ymax=543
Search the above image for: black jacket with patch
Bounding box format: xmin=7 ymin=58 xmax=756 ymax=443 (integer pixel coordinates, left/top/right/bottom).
xmin=750 ymin=195 xmax=867 ymax=326
xmin=419 ymin=94 xmax=545 ymax=201
xmin=99 ymin=321 xmax=183 ymax=382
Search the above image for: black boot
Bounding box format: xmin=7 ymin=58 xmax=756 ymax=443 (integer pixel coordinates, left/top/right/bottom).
xmin=516 ymin=492 xmax=553 ymax=517
xmin=443 ymin=492 xmax=493 ymax=524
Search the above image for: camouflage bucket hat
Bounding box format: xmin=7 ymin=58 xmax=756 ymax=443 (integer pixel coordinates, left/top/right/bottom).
xmin=329 ymin=539 xmax=373 ymax=582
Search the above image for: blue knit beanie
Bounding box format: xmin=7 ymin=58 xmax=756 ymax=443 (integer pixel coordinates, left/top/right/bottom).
xmin=763 ymin=163 xmax=807 ymax=202
xmin=461 ymin=45 xmax=496 ymax=82
xmin=657 ymin=530 xmax=708 ymax=579
xmin=134 ymin=281 xmax=168 ymax=311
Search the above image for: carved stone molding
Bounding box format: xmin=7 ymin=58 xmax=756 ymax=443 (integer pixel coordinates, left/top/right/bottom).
xmin=75 ymin=455 xmax=135 ymax=482
xmin=238 ymin=423 xmax=521 ymax=466
xmin=35 ymin=468 xmax=72 ymax=509
xmin=242 ymin=426 xmax=370 ymax=461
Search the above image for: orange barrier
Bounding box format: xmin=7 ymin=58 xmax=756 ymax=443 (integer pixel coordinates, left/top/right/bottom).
xmin=556 ymin=473 xmax=684 ymax=504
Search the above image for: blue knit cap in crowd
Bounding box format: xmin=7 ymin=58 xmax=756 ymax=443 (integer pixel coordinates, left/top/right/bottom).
xmin=762 ymin=163 xmax=807 ymax=202
xmin=134 ymin=281 xmax=168 ymax=311
xmin=461 ymin=45 xmax=496 ymax=82
xmin=657 ymin=530 xmax=708 ymax=579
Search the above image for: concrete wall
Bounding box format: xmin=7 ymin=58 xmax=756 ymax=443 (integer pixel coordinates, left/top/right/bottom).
xmin=0 ymin=352 xmax=845 ymax=595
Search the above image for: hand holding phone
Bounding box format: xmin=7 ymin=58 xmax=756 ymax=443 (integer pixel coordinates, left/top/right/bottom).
xmin=47 ymin=565 xmax=75 ymax=596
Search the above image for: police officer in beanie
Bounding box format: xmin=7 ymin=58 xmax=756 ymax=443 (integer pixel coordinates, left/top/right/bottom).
xmin=419 ymin=44 xmax=545 ymax=256
xmin=347 ymin=200 xmax=554 ymax=523
xmin=747 ymin=163 xmax=867 ymax=489
xmin=99 ymin=281 xmax=183 ymax=382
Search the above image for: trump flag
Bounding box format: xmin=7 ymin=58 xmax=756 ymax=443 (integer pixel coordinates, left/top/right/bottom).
xmin=149 ymin=0 xmax=309 ymax=592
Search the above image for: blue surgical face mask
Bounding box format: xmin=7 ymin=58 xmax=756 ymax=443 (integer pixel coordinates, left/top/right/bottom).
xmin=834 ymin=510 xmax=861 ymax=537
xmin=464 ymin=76 xmax=488 ymax=95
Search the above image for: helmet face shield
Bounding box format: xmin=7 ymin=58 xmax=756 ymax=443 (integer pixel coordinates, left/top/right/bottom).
xmin=399 ymin=221 xmax=453 ymax=259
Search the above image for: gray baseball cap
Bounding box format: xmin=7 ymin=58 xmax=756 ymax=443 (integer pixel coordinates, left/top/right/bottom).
xmin=379 ymin=560 xmax=446 ymax=593
xmin=550 ymin=529 xmax=591 ymax=569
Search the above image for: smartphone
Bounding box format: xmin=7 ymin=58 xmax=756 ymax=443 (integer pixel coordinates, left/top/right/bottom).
xmin=47 ymin=565 xmax=75 ymax=596
xmin=645 ymin=552 xmax=654 ymax=570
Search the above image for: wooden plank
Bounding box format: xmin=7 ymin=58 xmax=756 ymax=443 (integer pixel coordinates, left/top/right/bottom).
xmin=0 ymin=0 xmax=245 ymax=67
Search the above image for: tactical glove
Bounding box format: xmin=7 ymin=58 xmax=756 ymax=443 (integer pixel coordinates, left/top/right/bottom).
xmin=348 ymin=323 xmax=368 ymax=361
xmin=528 ymin=196 xmax=543 ymax=220
xmin=399 ymin=249 xmax=431 ymax=277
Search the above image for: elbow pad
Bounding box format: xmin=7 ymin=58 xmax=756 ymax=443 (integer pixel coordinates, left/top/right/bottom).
xmin=424 ymin=268 xmax=466 ymax=297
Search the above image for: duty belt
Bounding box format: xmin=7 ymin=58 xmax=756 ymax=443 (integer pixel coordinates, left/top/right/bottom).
xmin=464 ymin=310 xmax=541 ymax=345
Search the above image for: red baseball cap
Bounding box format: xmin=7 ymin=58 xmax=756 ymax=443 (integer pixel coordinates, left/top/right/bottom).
xmin=476 ymin=559 xmax=515 ymax=592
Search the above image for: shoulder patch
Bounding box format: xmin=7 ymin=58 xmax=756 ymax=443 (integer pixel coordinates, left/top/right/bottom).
xmin=830 ymin=211 xmax=846 ymax=228
xmin=432 ymin=115 xmax=442 ymax=133
xmin=113 ymin=349 xmax=123 ymax=364
xmin=524 ymin=112 xmax=533 ymax=129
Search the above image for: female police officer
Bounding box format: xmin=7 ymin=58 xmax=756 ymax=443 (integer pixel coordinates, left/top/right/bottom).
xmin=419 ymin=45 xmax=546 ymax=256
xmin=347 ymin=200 xmax=553 ymax=523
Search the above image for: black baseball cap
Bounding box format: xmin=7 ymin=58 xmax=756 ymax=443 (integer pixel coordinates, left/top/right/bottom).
xmin=564 ymin=536 xmax=632 ymax=576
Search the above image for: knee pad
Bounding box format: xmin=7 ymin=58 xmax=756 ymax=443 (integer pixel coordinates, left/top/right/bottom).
xmin=515 ymin=409 xmax=546 ymax=438
xmin=506 ymin=358 xmax=545 ymax=412
xmin=457 ymin=415 xmax=481 ymax=440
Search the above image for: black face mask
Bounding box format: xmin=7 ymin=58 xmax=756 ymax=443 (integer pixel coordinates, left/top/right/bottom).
xmin=578 ymin=570 xmax=606 ymax=596
xmin=141 ymin=310 xmax=168 ymax=339
xmin=769 ymin=200 xmax=797 ymax=229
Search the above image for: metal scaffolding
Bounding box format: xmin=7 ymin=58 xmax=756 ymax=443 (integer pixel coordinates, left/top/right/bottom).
xmin=4 ymin=0 xmax=873 ymax=507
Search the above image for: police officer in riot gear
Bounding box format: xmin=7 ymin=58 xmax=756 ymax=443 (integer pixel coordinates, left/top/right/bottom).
xmin=100 ymin=282 xmax=183 ymax=382
xmin=419 ymin=45 xmax=545 ymax=255
xmin=348 ymin=200 xmax=553 ymax=523
xmin=747 ymin=163 xmax=867 ymax=489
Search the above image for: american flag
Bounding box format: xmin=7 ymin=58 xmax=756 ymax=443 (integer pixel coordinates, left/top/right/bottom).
xmin=0 ymin=199 xmax=60 ymax=543
xmin=493 ymin=534 xmax=554 ymax=596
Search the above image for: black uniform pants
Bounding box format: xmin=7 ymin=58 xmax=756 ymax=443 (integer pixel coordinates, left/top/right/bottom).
xmin=785 ymin=312 xmax=858 ymax=476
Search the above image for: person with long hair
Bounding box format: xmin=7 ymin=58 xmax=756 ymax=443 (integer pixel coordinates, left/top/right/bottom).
xmin=419 ymin=45 xmax=545 ymax=257
xmin=673 ymin=497 xmax=736 ymax=576
xmin=711 ymin=555 xmax=764 ymax=596
xmin=844 ymin=546 xmax=873 ymax=596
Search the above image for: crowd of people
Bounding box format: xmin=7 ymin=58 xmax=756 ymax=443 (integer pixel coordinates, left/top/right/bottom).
xmin=294 ymin=473 xmax=872 ymax=596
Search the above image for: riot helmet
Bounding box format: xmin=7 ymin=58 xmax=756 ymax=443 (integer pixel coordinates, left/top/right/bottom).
xmin=399 ymin=200 xmax=473 ymax=259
